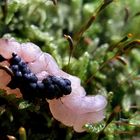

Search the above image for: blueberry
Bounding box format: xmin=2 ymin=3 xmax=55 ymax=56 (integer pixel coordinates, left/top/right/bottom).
xmin=29 ymin=82 xmax=37 ymax=89
xmin=49 ymin=84 xmax=55 ymax=90
xmin=10 ymin=65 xmax=19 ymax=72
xmin=23 ymin=73 xmax=38 ymax=82
xmin=22 ymin=67 xmax=31 ymax=74
xmin=57 ymin=79 xmax=66 ymax=88
xmin=63 ymin=85 xmax=72 ymax=95
xmin=15 ymin=71 xmax=22 ymax=77
xmin=12 ymin=53 xmax=17 ymax=57
xmin=51 ymin=76 xmax=61 ymax=83
xmin=46 ymin=90 xmax=56 ymax=99
xmin=23 ymin=73 xmax=29 ymax=80
xmin=8 ymin=53 xmax=72 ymax=100
xmin=18 ymin=61 xmax=27 ymax=69
xmin=29 ymin=73 xmax=38 ymax=82
xmin=64 ymin=78 xmax=71 ymax=86
xmin=53 ymin=84 xmax=63 ymax=98
xmin=12 ymin=54 xmax=21 ymax=64
xmin=43 ymin=77 xmax=53 ymax=86
xmin=37 ymin=82 xmax=45 ymax=90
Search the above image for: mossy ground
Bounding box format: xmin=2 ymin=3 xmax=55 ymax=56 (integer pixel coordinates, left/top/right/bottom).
xmin=0 ymin=0 xmax=140 ymax=139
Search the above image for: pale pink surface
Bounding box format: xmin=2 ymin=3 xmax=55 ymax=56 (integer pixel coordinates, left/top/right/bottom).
xmin=48 ymin=95 xmax=106 ymax=132
xmin=73 ymin=110 xmax=105 ymax=132
xmin=61 ymin=95 xmax=107 ymax=114
xmin=48 ymin=99 xmax=77 ymax=126
xmin=28 ymin=54 xmax=49 ymax=74
xmin=36 ymin=71 xmax=49 ymax=81
xmin=0 ymin=38 xmax=107 ymax=132
xmin=43 ymin=53 xmax=60 ymax=75
xmin=0 ymin=39 xmax=21 ymax=59
xmin=21 ymin=42 xmax=42 ymax=62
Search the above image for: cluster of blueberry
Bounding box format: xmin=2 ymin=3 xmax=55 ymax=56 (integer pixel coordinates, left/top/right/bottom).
xmin=42 ymin=75 xmax=72 ymax=99
xmin=7 ymin=53 xmax=72 ymax=100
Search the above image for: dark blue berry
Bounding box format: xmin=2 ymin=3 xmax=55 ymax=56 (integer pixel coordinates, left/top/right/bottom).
xmin=63 ymin=85 xmax=72 ymax=95
xmin=29 ymin=82 xmax=37 ymax=89
xmin=42 ymin=77 xmax=52 ymax=86
xmin=22 ymin=67 xmax=31 ymax=74
xmin=18 ymin=61 xmax=27 ymax=69
xmin=10 ymin=65 xmax=19 ymax=72
xmin=23 ymin=73 xmax=38 ymax=82
xmin=12 ymin=54 xmax=21 ymax=64
xmin=37 ymin=82 xmax=45 ymax=90
xmin=48 ymin=84 xmax=55 ymax=91
xmin=23 ymin=73 xmax=30 ymax=80
xmin=8 ymin=53 xmax=72 ymax=100
xmin=51 ymin=76 xmax=60 ymax=83
xmin=15 ymin=71 xmax=22 ymax=77
xmin=28 ymin=73 xmax=38 ymax=82
xmin=57 ymin=79 xmax=66 ymax=87
xmin=64 ymin=78 xmax=71 ymax=86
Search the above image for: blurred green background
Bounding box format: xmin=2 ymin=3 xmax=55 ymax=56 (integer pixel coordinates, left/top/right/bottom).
xmin=1 ymin=0 xmax=140 ymax=139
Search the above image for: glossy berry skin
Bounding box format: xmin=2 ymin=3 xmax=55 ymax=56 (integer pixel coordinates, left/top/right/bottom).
xmin=42 ymin=76 xmax=72 ymax=99
xmin=7 ymin=53 xmax=72 ymax=100
xmin=10 ymin=53 xmax=21 ymax=64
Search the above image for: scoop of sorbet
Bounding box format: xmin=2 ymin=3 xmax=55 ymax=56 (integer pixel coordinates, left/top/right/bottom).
xmin=0 ymin=38 xmax=107 ymax=132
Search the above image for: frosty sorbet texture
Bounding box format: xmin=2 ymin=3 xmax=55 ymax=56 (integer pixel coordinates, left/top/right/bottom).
xmin=0 ymin=38 xmax=107 ymax=132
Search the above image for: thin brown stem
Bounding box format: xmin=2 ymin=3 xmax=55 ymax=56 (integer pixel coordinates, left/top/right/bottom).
xmin=64 ymin=34 xmax=74 ymax=65
xmin=0 ymin=64 xmax=14 ymax=77
xmin=73 ymin=0 xmax=114 ymax=44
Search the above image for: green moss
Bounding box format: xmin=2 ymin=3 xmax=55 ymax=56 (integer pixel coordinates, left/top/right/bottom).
xmin=1 ymin=0 xmax=140 ymax=139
